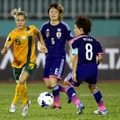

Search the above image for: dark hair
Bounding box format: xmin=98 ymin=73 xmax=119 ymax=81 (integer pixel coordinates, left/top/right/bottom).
xmin=48 ymin=3 xmax=64 ymax=20
xmin=75 ymin=16 xmax=92 ymax=34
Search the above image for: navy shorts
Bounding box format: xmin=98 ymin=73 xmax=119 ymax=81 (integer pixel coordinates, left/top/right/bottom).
xmin=44 ymin=57 xmax=66 ymax=80
xmin=65 ymin=64 xmax=98 ymax=87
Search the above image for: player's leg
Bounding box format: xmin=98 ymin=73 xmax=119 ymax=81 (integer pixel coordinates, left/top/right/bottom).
xmin=88 ymin=84 xmax=108 ymax=115
xmin=9 ymin=67 xmax=22 ymax=113
xmin=43 ymin=60 xmax=51 ymax=88
xmin=49 ymin=58 xmax=66 ymax=108
xmin=49 ymin=77 xmax=62 ymax=109
xmin=20 ymin=62 xmax=36 ymax=116
xmin=64 ymin=72 xmax=84 ymax=114
xmin=54 ymin=58 xmax=66 ymax=93
xmin=18 ymin=71 xmax=31 ymax=116
xmin=10 ymin=62 xmax=36 ymax=116
xmin=86 ymin=64 xmax=108 ymax=115
xmin=9 ymin=71 xmax=30 ymax=113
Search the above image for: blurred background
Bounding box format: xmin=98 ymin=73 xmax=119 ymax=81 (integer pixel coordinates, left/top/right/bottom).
xmin=0 ymin=0 xmax=120 ymax=81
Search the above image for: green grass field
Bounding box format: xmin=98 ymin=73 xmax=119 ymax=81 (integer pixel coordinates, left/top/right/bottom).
xmin=0 ymin=81 xmax=120 ymax=120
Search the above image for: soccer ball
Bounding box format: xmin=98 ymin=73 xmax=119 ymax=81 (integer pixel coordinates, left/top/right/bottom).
xmin=37 ymin=92 xmax=54 ymax=108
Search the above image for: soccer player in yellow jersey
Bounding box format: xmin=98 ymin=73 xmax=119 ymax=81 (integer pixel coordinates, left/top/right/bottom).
xmin=1 ymin=8 xmax=48 ymax=116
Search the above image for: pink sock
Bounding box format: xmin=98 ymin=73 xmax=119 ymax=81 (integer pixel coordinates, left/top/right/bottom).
xmin=71 ymin=96 xmax=80 ymax=106
xmin=98 ymin=101 xmax=106 ymax=111
xmin=58 ymin=84 xmax=66 ymax=93
xmin=60 ymin=86 xmax=66 ymax=93
xmin=54 ymin=95 xmax=60 ymax=107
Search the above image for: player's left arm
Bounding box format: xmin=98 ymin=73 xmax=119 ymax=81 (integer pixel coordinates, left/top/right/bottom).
xmin=97 ymin=54 xmax=103 ymax=65
xmin=35 ymin=27 xmax=48 ymax=53
xmin=97 ymin=41 xmax=103 ymax=65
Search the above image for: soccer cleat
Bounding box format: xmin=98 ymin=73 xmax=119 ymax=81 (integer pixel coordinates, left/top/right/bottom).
xmin=51 ymin=105 xmax=62 ymax=109
xmin=21 ymin=100 xmax=31 ymax=116
xmin=9 ymin=103 xmax=17 ymax=113
xmin=76 ymin=102 xmax=85 ymax=115
xmin=94 ymin=109 xmax=108 ymax=115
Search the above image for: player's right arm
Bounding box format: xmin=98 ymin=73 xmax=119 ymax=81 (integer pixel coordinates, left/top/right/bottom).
xmin=1 ymin=44 xmax=11 ymax=55
xmin=1 ymin=33 xmax=13 ymax=55
xmin=72 ymin=54 xmax=78 ymax=82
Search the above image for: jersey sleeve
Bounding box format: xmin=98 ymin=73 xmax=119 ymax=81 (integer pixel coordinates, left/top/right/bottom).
xmin=65 ymin=24 xmax=74 ymax=42
xmin=97 ymin=41 xmax=103 ymax=55
xmin=5 ymin=32 xmax=15 ymax=46
xmin=31 ymin=25 xmax=40 ymax=34
xmin=40 ymin=25 xmax=46 ymax=40
xmin=72 ymin=39 xmax=79 ymax=49
xmin=72 ymin=39 xmax=79 ymax=54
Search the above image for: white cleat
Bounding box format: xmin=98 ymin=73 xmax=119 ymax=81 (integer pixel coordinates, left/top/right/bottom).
xmin=94 ymin=109 xmax=108 ymax=115
xmin=22 ymin=100 xmax=31 ymax=116
xmin=9 ymin=103 xmax=17 ymax=113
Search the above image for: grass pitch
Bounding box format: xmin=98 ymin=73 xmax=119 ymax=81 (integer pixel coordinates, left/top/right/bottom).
xmin=0 ymin=81 xmax=120 ymax=120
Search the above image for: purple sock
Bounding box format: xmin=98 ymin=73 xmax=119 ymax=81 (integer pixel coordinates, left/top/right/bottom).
xmin=52 ymin=84 xmax=60 ymax=107
xmin=66 ymin=86 xmax=80 ymax=106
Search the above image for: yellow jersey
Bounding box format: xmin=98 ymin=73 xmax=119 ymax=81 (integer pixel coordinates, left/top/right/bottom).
xmin=5 ymin=25 xmax=39 ymax=68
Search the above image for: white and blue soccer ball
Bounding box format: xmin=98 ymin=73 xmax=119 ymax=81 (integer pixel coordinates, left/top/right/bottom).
xmin=37 ymin=92 xmax=54 ymax=108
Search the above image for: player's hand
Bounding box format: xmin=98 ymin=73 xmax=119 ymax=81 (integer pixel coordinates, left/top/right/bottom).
xmin=39 ymin=45 xmax=48 ymax=53
xmin=37 ymin=42 xmax=48 ymax=53
xmin=72 ymin=72 xmax=77 ymax=83
xmin=1 ymin=47 xmax=8 ymax=55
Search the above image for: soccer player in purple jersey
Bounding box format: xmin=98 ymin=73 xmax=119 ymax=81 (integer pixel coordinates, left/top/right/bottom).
xmin=64 ymin=16 xmax=108 ymax=115
xmin=40 ymin=3 xmax=74 ymax=109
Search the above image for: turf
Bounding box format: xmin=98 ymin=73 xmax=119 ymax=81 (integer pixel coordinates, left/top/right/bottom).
xmin=0 ymin=81 xmax=120 ymax=120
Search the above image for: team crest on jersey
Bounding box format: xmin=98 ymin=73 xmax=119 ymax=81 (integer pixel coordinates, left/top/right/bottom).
xmin=56 ymin=28 xmax=61 ymax=38
xmin=22 ymin=36 xmax=26 ymax=40
xmin=28 ymin=63 xmax=35 ymax=70
xmin=46 ymin=29 xmax=50 ymax=37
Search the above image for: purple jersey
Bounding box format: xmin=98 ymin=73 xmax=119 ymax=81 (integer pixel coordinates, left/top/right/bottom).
xmin=65 ymin=35 xmax=103 ymax=86
xmin=41 ymin=21 xmax=73 ymax=58
xmin=72 ymin=35 xmax=103 ymax=66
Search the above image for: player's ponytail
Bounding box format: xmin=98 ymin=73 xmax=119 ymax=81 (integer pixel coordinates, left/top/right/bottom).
xmin=11 ymin=7 xmax=21 ymax=18
xmin=11 ymin=7 xmax=27 ymax=19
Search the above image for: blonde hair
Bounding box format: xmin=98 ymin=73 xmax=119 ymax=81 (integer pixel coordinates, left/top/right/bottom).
xmin=11 ymin=7 xmax=27 ymax=19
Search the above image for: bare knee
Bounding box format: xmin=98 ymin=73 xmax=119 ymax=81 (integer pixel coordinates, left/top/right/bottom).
xmin=88 ymin=84 xmax=97 ymax=93
xmin=64 ymin=79 xmax=70 ymax=88
xmin=18 ymin=79 xmax=26 ymax=84
xmin=18 ymin=71 xmax=29 ymax=84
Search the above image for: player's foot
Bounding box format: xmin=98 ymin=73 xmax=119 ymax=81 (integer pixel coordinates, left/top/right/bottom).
xmin=9 ymin=103 xmax=17 ymax=113
xmin=21 ymin=100 xmax=31 ymax=116
xmin=94 ymin=109 xmax=108 ymax=115
xmin=76 ymin=102 xmax=85 ymax=115
xmin=51 ymin=105 xmax=62 ymax=109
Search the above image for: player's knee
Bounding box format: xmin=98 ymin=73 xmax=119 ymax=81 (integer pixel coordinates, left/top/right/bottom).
xmin=88 ymin=84 xmax=96 ymax=93
xmin=46 ymin=84 xmax=52 ymax=89
xmin=64 ymin=79 xmax=68 ymax=85
xmin=64 ymin=79 xmax=71 ymax=88
xmin=18 ymin=79 xmax=26 ymax=84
